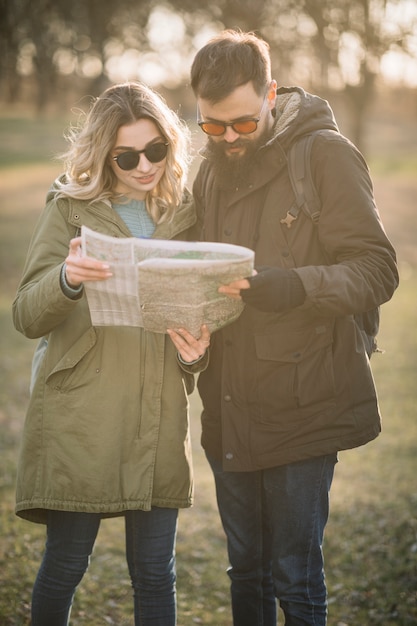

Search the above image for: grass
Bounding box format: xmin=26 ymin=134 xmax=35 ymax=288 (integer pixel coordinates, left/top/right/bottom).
xmin=325 ymin=278 xmax=417 ymax=625
xmin=0 ymin=117 xmax=416 ymax=625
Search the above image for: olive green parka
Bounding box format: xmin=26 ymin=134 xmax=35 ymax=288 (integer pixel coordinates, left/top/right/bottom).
xmin=13 ymin=180 xmax=201 ymax=524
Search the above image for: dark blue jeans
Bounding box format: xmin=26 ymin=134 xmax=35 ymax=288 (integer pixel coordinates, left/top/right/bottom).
xmin=207 ymin=453 xmax=337 ymax=626
xmin=31 ymin=507 xmax=178 ymax=626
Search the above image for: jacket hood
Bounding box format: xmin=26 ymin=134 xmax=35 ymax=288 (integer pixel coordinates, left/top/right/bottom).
xmin=270 ymin=86 xmax=339 ymax=151
xmin=45 ymin=175 xmax=196 ymax=240
xmin=46 ymin=174 xmax=78 ymax=202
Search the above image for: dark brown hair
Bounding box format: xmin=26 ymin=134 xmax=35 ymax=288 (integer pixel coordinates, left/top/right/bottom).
xmin=191 ymin=30 xmax=272 ymax=103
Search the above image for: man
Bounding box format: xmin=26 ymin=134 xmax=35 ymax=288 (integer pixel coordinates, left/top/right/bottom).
xmin=190 ymin=30 xmax=398 ymax=625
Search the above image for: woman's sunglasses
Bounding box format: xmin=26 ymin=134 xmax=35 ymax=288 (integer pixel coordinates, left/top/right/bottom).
xmin=112 ymin=142 xmax=169 ymax=171
xmin=197 ymin=96 xmax=268 ymax=137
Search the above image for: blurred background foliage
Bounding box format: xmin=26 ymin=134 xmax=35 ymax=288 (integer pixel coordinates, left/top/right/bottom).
xmin=1 ymin=0 xmax=417 ymax=152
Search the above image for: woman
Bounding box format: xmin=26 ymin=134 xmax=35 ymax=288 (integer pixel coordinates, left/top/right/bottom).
xmin=12 ymin=82 xmax=210 ymax=625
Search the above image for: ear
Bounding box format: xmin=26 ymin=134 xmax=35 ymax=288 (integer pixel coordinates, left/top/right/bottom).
xmin=267 ymin=80 xmax=277 ymax=110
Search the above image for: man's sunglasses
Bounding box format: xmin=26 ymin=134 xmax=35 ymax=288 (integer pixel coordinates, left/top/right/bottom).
xmin=112 ymin=142 xmax=169 ymax=171
xmin=197 ymin=96 xmax=268 ymax=137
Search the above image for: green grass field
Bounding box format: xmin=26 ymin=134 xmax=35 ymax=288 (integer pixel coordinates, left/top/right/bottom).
xmin=0 ymin=115 xmax=416 ymax=624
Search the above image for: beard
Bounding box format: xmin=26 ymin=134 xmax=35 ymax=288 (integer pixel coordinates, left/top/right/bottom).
xmin=202 ymin=126 xmax=272 ymax=189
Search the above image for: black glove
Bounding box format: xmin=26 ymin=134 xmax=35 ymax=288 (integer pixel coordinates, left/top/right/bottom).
xmin=240 ymin=266 xmax=306 ymax=313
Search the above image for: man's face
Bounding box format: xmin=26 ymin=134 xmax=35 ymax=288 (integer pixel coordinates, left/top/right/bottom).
xmin=197 ymin=81 xmax=276 ymax=186
xmin=197 ymin=81 xmax=276 ymax=159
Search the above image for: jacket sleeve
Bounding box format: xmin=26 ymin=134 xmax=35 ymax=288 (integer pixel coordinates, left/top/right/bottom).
xmin=294 ymin=134 xmax=399 ymax=316
xmin=12 ymin=192 xmax=81 ymax=339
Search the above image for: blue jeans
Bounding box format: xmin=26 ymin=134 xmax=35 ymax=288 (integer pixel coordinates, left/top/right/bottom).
xmin=207 ymin=453 xmax=337 ymax=626
xmin=31 ymin=507 xmax=178 ymax=626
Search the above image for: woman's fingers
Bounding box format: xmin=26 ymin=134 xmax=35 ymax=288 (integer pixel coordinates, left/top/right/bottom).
xmin=65 ymin=237 xmax=112 ymax=286
xmin=167 ymin=324 xmax=211 ymax=363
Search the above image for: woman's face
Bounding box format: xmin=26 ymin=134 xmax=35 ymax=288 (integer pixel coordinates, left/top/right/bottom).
xmin=110 ymin=118 xmax=167 ymax=200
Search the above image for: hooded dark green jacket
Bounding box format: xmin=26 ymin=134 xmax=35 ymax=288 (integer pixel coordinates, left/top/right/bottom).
xmin=194 ymin=87 xmax=399 ymax=471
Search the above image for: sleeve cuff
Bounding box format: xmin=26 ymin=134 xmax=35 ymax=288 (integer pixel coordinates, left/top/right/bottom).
xmin=177 ymin=352 xmax=205 ymax=366
xmin=177 ymin=349 xmax=210 ymax=373
xmin=60 ymin=263 xmax=84 ymax=299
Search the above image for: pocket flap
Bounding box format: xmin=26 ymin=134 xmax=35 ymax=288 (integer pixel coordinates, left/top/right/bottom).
xmin=255 ymin=323 xmax=333 ymax=363
xmin=47 ymin=326 xmax=97 ymax=378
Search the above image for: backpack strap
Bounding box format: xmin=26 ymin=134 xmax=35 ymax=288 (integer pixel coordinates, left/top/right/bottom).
xmin=280 ymin=132 xmax=322 ymax=228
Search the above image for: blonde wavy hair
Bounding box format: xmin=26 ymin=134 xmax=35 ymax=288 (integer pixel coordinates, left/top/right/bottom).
xmin=57 ymin=82 xmax=191 ymax=224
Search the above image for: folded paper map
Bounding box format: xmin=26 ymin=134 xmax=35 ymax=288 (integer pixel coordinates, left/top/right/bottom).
xmin=81 ymin=225 xmax=254 ymax=336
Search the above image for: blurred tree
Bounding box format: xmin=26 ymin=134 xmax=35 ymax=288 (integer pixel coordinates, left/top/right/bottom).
xmin=296 ymin=0 xmax=415 ymax=150
xmin=28 ymin=0 xmax=61 ymax=111
xmin=0 ymin=0 xmax=30 ymax=102
xmin=0 ymin=0 xmax=153 ymax=110
xmin=0 ymin=0 xmax=415 ymax=149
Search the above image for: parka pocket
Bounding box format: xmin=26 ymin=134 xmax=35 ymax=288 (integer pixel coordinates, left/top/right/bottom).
xmin=254 ymin=322 xmax=335 ymax=413
xmin=45 ymin=327 xmax=98 ymax=392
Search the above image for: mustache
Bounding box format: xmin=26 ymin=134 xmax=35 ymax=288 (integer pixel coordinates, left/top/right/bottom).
xmin=210 ymin=138 xmax=247 ymax=150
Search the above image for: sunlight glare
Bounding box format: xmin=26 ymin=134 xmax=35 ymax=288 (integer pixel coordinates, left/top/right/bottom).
xmin=147 ymin=6 xmax=186 ymax=50
xmin=380 ymin=50 xmax=417 ymax=86
xmin=106 ymin=49 xmax=142 ymax=83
